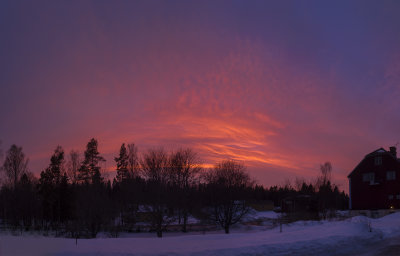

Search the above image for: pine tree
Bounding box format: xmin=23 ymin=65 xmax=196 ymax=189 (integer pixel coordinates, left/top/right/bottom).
xmin=78 ymin=138 xmax=105 ymax=184
xmin=38 ymin=146 xmax=64 ymax=190
xmin=38 ymin=146 xmax=65 ymax=225
xmin=59 ymin=172 xmax=70 ymax=222
xmin=115 ymin=143 xmax=129 ymax=182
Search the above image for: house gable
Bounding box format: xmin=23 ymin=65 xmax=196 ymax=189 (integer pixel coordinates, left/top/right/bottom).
xmin=348 ymin=148 xmax=398 ymax=178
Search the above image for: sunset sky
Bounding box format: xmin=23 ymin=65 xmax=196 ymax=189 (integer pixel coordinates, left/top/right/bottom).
xmin=1 ymin=1 xmax=400 ymax=191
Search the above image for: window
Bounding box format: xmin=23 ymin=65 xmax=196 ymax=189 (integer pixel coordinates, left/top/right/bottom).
xmin=396 ymin=194 xmax=400 ymax=200
xmin=375 ymin=156 xmax=382 ymax=165
xmin=389 ymin=195 xmax=394 ymax=200
xmin=387 ymin=171 xmax=396 ymax=181
xmin=363 ymin=172 xmax=375 ymax=182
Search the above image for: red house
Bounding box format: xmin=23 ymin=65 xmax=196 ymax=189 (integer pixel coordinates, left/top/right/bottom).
xmin=348 ymin=147 xmax=400 ymax=210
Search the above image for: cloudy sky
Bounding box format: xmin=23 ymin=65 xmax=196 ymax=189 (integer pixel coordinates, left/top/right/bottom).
xmin=1 ymin=0 xmax=400 ymax=190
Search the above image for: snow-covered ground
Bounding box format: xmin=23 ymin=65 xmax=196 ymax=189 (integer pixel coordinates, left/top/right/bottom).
xmin=246 ymin=208 xmax=280 ymax=220
xmin=1 ymin=212 xmax=400 ymax=256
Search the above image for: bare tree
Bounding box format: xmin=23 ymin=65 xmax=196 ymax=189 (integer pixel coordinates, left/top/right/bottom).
xmin=169 ymin=148 xmax=202 ymax=232
xmin=140 ymin=148 xmax=172 ymax=237
xmin=319 ymin=162 xmax=332 ymax=187
xmin=205 ymin=160 xmax=254 ymax=234
xmin=66 ymin=150 xmax=81 ymax=184
xmin=2 ymin=144 xmax=29 ymax=188
xmin=317 ymin=162 xmax=333 ymax=219
xmin=283 ymin=178 xmax=293 ymax=190
xmin=294 ymin=177 xmax=306 ymax=191
xmin=127 ymin=143 xmax=140 ymax=178
xmin=141 ymin=149 xmax=169 ymax=184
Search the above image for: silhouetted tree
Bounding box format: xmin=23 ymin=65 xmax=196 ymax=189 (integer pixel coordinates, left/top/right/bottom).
xmin=74 ymin=139 xmax=111 ymax=237
xmin=112 ymin=143 xmax=144 ymax=231
xmin=127 ymin=143 xmax=140 ymax=177
xmin=66 ymin=150 xmax=80 ymax=184
xmin=58 ymin=172 xmax=71 ymax=223
xmin=39 ymin=146 xmax=64 ymax=184
xmin=318 ymin=162 xmax=332 ymax=187
xmin=2 ymin=144 xmax=29 ymax=188
xmin=78 ymin=138 xmax=105 ymax=184
xmin=16 ymin=173 xmax=39 ymax=231
xmin=112 ymin=174 xmax=145 ymax=232
xmin=0 ymin=141 xmax=349 ymax=237
xmin=205 ymin=160 xmax=254 ymax=234
xmin=1 ymin=172 xmax=39 ymax=231
xmin=300 ymin=182 xmax=315 ymax=195
xmin=73 ymin=181 xmax=112 ymax=238
xmin=115 ymin=143 xmax=129 ymax=182
xmin=141 ymin=148 xmax=173 ymax=237
xmin=38 ymin=146 xmax=65 ymax=229
xmin=169 ymin=148 xmax=201 ymax=232
xmin=317 ymin=162 xmax=333 ymax=218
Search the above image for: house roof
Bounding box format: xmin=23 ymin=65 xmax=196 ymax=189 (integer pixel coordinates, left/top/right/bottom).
xmin=347 ymin=147 xmax=399 ymax=178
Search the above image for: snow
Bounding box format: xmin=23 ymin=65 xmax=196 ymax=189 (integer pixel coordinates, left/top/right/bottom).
xmin=248 ymin=209 xmax=280 ymax=219
xmin=1 ymin=212 xmax=400 ymax=256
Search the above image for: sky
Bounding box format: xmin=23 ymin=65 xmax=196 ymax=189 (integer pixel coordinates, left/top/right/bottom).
xmin=1 ymin=0 xmax=400 ymax=191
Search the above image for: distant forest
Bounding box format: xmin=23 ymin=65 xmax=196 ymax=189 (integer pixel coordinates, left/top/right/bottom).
xmin=0 ymin=138 xmax=348 ymax=238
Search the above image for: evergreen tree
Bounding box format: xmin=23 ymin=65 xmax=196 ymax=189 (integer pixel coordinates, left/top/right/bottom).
xmin=58 ymin=172 xmax=71 ymax=222
xmin=78 ymin=138 xmax=105 ymax=184
xmin=38 ymin=146 xmax=65 ymax=226
xmin=17 ymin=173 xmax=38 ymax=230
xmin=41 ymin=146 xmax=64 ymax=185
xmin=115 ymin=143 xmax=129 ymax=182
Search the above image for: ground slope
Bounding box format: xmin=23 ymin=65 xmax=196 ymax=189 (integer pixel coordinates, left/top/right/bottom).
xmin=1 ymin=212 xmax=399 ymax=256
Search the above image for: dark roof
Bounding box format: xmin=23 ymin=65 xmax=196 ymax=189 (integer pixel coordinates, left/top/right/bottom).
xmin=347 ymin=147 xmax=399 ymax=178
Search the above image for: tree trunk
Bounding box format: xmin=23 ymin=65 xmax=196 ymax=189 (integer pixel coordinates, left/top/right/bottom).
xmin=224 ymin=225 xmax=230 ymax=234
xmin=182 ymin=211 xmax=188 ymax=233
xmin=156 ymin=213 xmax=163 ymax=238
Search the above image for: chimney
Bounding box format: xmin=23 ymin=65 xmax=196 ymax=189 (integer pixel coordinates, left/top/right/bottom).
xmin=389 ymin=146 xmax=397 ymax=158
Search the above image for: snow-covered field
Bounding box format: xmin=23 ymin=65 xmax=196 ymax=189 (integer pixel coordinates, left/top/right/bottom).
xmin=1 ymin=212 xmax=400 ymax=256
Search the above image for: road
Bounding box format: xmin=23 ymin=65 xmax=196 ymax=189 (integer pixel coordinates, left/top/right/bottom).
xmin=356 ymin=235 xmax=400 ymax=256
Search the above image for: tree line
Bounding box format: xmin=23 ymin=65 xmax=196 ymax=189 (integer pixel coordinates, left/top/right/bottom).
xmin=0 ymin=139 xmax=348 ymax=238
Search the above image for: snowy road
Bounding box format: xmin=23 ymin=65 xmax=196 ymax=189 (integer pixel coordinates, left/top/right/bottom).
xmin=356 ymin=236 xmax=400 ymax=256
